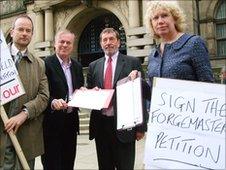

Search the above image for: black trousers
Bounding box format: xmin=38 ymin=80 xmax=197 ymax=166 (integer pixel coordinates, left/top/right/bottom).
xmin=95 ymin=115 xmax=135 ymax=170
xmin=42 ymin=114 xmax=77 ymax=170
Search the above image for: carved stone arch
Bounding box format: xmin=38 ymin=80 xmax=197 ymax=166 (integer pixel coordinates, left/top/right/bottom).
xmin=96 ymin=2 xmax=129 ymax=31
xmin=60 ymin=2 xmax=129 ymax=32
xmin=205 ymin=0 xmax=219 ymax=19
xmin=213 ymin=0 xmax=225 ymax=18
xmin=57 ymin=5 xmax=87 ymax=30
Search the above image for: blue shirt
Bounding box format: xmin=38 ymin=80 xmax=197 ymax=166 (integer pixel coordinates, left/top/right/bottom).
xmin=147 ymin=33 xmax=214 ymax=85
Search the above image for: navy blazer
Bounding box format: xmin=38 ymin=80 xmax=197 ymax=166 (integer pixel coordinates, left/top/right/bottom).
xmin=87 ymin=53 xmax=149 ymax=143
xmin=43 ymin=54 xmax=84 ymax=136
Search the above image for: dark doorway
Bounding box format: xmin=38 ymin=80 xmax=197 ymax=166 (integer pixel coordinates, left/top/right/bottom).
xmin=78 ymin=13 xmax=126 ymax=67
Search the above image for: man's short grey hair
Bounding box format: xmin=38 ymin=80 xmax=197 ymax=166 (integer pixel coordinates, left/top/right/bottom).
xmin=54 ymin=29 xmax=75 ymax=42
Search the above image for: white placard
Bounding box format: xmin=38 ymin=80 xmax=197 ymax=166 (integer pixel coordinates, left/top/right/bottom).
xmin=144 ymin=77 xmax=226 ymax=169
xmin=0 ymin=29 xmax=25 ymax=105
xmin=116 ymin=77 xmax=143 ymax=130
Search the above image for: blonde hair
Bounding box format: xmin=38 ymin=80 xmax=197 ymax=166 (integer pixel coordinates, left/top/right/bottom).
xmin=145 ymin=0 xmax=186 ymax=39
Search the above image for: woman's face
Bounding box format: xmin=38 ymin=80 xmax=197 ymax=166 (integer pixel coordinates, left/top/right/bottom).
xmin=151 ymin=9 xmax=177 ymax=38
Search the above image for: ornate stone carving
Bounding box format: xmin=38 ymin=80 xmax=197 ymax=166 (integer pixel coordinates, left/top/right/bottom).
xmin=112 ymin=0 xmax=128 ymax=20
xmin=0 ymin=0 xmax=25 ymax=17
xmin=54 ymin=8 xmax=74 ymax=31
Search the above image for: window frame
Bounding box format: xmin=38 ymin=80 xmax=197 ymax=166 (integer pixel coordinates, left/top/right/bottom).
xmin=215 ymin=0 xmax=226 ymax=58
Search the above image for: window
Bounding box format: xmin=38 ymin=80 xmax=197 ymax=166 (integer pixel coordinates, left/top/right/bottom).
xmin=215 ymin=0 xmax=226 ymax=58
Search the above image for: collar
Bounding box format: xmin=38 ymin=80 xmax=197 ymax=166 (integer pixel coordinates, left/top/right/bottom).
xmin=56 ymin=54 xmax=72 ymax=67
xmin=170 ymin=33 xmax=195 ymax=50
xmin=105 ymin=51 xmax=119 ymax=62
xmin=11 ymin=43 xmax=27 ymax=56
xmin=153 ymin=33 xmax=195 ymax=57
xmin=9 ymin=42 xmax=33 ymax=62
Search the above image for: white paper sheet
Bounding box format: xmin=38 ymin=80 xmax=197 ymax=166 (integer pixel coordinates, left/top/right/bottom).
xmin=68 ymin=89 xmax=114 ymax=110
xmin=116 ymin=77 xmax=143 ymax=130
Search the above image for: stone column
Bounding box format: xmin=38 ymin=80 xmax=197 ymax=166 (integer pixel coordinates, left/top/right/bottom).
xmin=206 ymin=22 xmax=216 ymax=56
xmin=128 ymin=0 xmax=140 ymax=49
xmin=142 ymin=0 xmax=152 ymax=51
xmin=35 ymin=10 xmax=44 ymax=43
xmin=128 ymin=0 xmax=140 ymax=28
xmin=45 ymin=8 xmax=54 ymax=42
xmin=142 ymin=0 xmax=148 ymax=26
xmin=44 ymin=7 xmax=54 ymax=53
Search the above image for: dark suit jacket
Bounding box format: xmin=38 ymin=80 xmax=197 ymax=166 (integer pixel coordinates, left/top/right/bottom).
xmin=43 ymin=54 xmax=84 ymax=136
xmin=87 ymin=53 xmax=149 ymax=143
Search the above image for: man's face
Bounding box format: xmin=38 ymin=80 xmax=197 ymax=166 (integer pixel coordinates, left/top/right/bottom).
xmin=10 ymin=17 xmax=33 ymax=50
xmin=54 ymin=33 xmax=75 ymax=61
xmin=100 ymin=32 xmax=120 ymax=57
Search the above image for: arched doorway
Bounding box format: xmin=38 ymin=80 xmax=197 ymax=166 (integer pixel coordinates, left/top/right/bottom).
xmin=78 ymin=13 xmax=126 ymax=67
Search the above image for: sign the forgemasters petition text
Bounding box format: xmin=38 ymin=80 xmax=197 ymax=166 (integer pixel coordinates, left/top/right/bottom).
xmin=144 ymin=78 xmax=225 ymax=170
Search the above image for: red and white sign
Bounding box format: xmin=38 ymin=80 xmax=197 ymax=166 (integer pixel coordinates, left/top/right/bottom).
xmin=0 ymin=30 xmax=25 ymax=105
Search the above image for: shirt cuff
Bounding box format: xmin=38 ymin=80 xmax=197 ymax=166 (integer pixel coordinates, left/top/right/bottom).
xmin=22 ymin=107 xmax=30 ymax=119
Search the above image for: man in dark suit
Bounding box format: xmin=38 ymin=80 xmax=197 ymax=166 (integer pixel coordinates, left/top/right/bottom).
xmin=42 ymin=29 xmax=84 ymax=170
xmin=87 ymin=28 xmax=149 ymax=170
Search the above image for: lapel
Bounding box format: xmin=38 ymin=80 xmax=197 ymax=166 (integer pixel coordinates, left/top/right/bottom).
xmin=113 ymin=53 xmax=125 ymax=87
xmin=98 ymin=57 xmax=105 ymax=88
xmin=70 ymin=60 xmax=77 ymax=90
xmin=52 ymin=55 xmax=68 ymax=90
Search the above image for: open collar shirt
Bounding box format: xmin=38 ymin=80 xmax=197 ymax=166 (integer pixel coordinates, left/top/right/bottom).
xmin=56 ymin=55 xmax=73 ymax=101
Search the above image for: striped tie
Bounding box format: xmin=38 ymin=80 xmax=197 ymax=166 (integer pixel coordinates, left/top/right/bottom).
xmin=15 ymin=51 xmax=22 ymax=68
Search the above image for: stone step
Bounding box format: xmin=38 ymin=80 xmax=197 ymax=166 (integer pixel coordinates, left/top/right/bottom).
xmin=79 ymin=129 xmax=89 ymax=135
xmin=79 ymin=111 xmax=90 ymax=119
xmin=80 ymin=124 xmax=89 ymax=130
xmin=79 ymin=109 xmax=90 ymax=135
xmin=80 ymin=117 xmax=90 ymax=124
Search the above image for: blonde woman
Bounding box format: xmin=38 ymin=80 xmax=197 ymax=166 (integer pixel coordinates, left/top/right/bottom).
xmin=145 ymin=1 xmax=214 ymax=86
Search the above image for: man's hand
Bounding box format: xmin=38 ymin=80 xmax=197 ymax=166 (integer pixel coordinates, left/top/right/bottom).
xmin=79 ymin=86 xmax=87 ymax=91
xmin=51 ymin=99 xmax=68 ymax=110
xmin=93 ymin=86 xmax=100 ymax=91
xmin=128 ymin=70 xmax=139 ymax=81
xmin=5 ymin=111 xmax=28 ymax=133
xmin=136 ymin=132 xmax=145 ymax=141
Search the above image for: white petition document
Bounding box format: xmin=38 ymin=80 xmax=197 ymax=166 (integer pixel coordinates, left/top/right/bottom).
xmin=68 ymin=89 xmax=114 ymax=110
xmin=116 ymin=77 xmax=143 ymax=130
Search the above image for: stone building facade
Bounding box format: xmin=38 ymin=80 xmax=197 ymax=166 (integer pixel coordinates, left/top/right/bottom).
xmin=1 ymin=0 xmax=225 ymax=81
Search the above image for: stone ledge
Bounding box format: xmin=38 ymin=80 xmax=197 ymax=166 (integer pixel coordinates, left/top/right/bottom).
xmin=127 ymin=37 xmax=154 ymax=47
xmin=127 ymin=48 xmax=151 ymax=57
xmin=35 ymin=41 xmax=53 ymax=49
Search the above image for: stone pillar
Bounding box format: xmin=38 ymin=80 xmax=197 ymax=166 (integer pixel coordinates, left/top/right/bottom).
xmin=35 ymin=11 xmax=44 ymax=43
xmin=142 ymin=0 xmax=148 ymax=26
xmin=129 ymin=0 xmax=140 ymax=28
xmin=128 ymin=0 xmax=140 ymax=49
xmin=207 ymin=22 xmax=216 ymax=56
xmin=45 ymin=8 xmax=54 ymax=42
